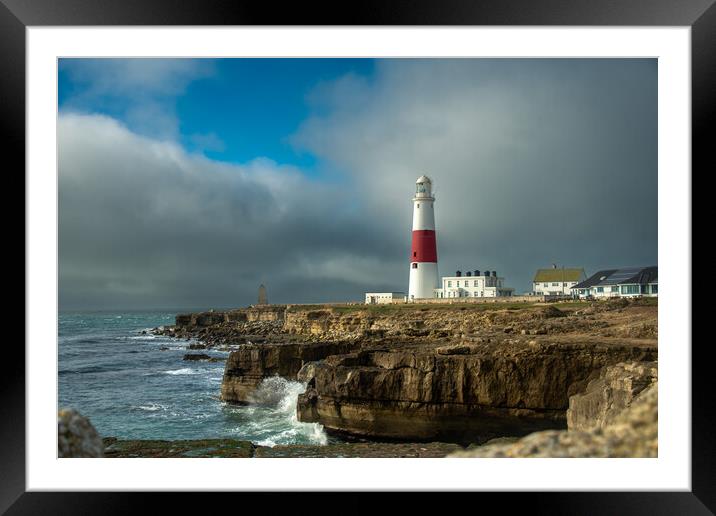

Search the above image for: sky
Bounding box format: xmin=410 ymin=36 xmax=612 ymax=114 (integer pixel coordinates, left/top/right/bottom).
xmin=58 ymin=58 xmax=657 ymax=311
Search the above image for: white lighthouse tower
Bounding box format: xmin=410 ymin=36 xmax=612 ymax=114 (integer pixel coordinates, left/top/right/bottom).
xmin=408 ymin=175 xmax=439 ymax=300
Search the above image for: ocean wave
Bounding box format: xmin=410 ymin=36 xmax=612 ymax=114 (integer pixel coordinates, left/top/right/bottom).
xmin=131 ymin=403 xmax=166 ymax=412
xmin=162 ymin=368 xmax=201 ymax=375
xmin=127 ymin=335 xmax=156 ymax=341
xmin=245 ymin=377 xmax=329 ymax=447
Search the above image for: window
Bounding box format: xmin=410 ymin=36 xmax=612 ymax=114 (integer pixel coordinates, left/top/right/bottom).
xmin=412 ymin=263 xmax=418 ymax=269
xmin=413 ymin=251 xmax=417 ymax=257
xmin=611 ymin=286 xmax=619 ymax=292
xmin=417 ymin=203 xmax=420 ymax=208
xmin=621 ymin=285 xmax=639 ymax=295
xmin=447 ymin=281 xmax=452 ymax=287
xmin=552 ymin=282 xmax=559 ymax=286
xmin=596 ymin=287 xmax=604 ymax=293
xmin=651 ymin=284 xmax=658 ymax=294
xmin=474 ymin=280 xmax=478 ymax=287
xmin=543 ymin=283 xmax=548 ymax=287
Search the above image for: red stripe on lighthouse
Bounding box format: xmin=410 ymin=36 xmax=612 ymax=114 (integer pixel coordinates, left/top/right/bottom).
xmin=411 ymin=230 xmax=438 ymax=262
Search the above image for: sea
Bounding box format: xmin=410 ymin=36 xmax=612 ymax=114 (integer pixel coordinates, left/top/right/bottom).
xmin=58 ymin=310 xmax=330 ymax=447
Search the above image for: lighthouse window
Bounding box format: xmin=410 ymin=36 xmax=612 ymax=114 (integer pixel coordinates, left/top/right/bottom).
xmin=412 ymin=263 xmax=418 ymax=269
xmin=417 ymin=204 xmax=420 ymax=208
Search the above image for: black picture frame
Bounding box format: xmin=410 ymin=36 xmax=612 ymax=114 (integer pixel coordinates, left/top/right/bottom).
xmin=4 ymin=0 xmax=708 ymax=512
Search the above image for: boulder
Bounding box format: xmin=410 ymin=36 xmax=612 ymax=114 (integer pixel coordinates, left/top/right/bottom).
xmin=58 ymin=409 xmax=104 ymax=458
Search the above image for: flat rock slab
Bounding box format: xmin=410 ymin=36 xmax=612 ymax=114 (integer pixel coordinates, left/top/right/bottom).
xmin=254 ymin=441 xmax=463 ymax=458
xmin=102 ymin=438 xmax=254 ymax=458
xmin=102 ymin=438 xmax=462 ymax=458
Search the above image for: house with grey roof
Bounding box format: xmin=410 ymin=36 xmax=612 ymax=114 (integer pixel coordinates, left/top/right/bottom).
xmin=572 ymin=266 xmax=657 ymax=299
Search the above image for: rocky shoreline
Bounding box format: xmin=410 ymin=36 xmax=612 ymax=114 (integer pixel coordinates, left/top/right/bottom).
xmin=101 ymin=437 xmax=464 ymax=458
xmin=145 ymin=298 xmax=658 ymax=454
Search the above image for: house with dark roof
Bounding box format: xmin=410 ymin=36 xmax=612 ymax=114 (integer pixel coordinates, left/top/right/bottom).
xmin=572 ymin=266 xmax=657 ymax=299
xmin=532 ymin=266 xmax=586 ymax=296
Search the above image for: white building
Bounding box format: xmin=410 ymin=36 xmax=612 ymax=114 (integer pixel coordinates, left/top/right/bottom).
xmin=433 ymin=270 xmax=514 ymax=298
xmin=408 ymin=175 xmax=439 ymax=300
xmin=365 ymin=292 xmax=406 ymax=304
xmin=532 ymin=266 xmax=587 ymax=296
xmin=572 ymin=266 xmax=657 ymax=299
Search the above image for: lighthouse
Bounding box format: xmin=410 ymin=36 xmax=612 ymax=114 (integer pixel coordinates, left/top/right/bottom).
xmin=408 ymin=175 xmax=439 ymax=300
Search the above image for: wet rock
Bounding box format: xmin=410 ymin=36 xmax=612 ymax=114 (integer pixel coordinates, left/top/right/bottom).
xmin=103 ymin=438 xmax=255 ymax=458
xmin=183 ymin=353 xmax=212 ymax=361
xmin=58 ymin=409 xmax=104 ymax=458
xmin=254 ymin=441 xmax=463 ymax=458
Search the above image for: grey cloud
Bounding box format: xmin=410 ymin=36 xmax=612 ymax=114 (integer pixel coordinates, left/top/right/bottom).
xmin=292 ymin=59 xmax=657 ymax=291
xmin=59 ymin=113 xmax=404 ymax=310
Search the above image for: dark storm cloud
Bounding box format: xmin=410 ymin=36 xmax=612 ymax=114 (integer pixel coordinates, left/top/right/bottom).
xmin=59 ymin=59 xmax=657 ymax=309
xmin=292 ymin=59 xmax=657 ymax=291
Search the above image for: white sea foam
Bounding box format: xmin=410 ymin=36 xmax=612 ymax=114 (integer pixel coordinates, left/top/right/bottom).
xmin=163 ymin=368 xmax=200 ymax=375
xmin=248 ymin=377 xmax=328 ymax=447
xmin=133 ymin=403 xmax=166 ymax=412
xmin=128 ymin=335 xmax=156 ymax=341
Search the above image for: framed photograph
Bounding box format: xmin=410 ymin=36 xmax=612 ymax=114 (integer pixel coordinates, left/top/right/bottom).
xmin=6 ymin=0 xmax=709 ymax=510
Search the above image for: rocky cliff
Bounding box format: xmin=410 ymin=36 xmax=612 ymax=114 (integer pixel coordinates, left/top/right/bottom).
xmin=160 ymin=299 xmax=657 ymax=345
xmin=155 ymin=299 xmax=657 ymax=444
xmin=450 ymin=363 xmax=658 ymax=458
xmin=220 ymin=341 xmax=356 ymax=403
xmin=567 ymin=360 xmax=657 ymax=431
xmin=296 ymin=341 xmax=657 ymax=442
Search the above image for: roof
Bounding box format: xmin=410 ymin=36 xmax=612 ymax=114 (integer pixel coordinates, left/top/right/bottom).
xmin=572 ymin=266 xmax=657 ymax=289
xmin=533 ymin=268 xmax=585 ymax=283
xmin=572 ymin=269 xmax=618 ymax=289
xmin=416 ymin=175 xmax=432 ymax=183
